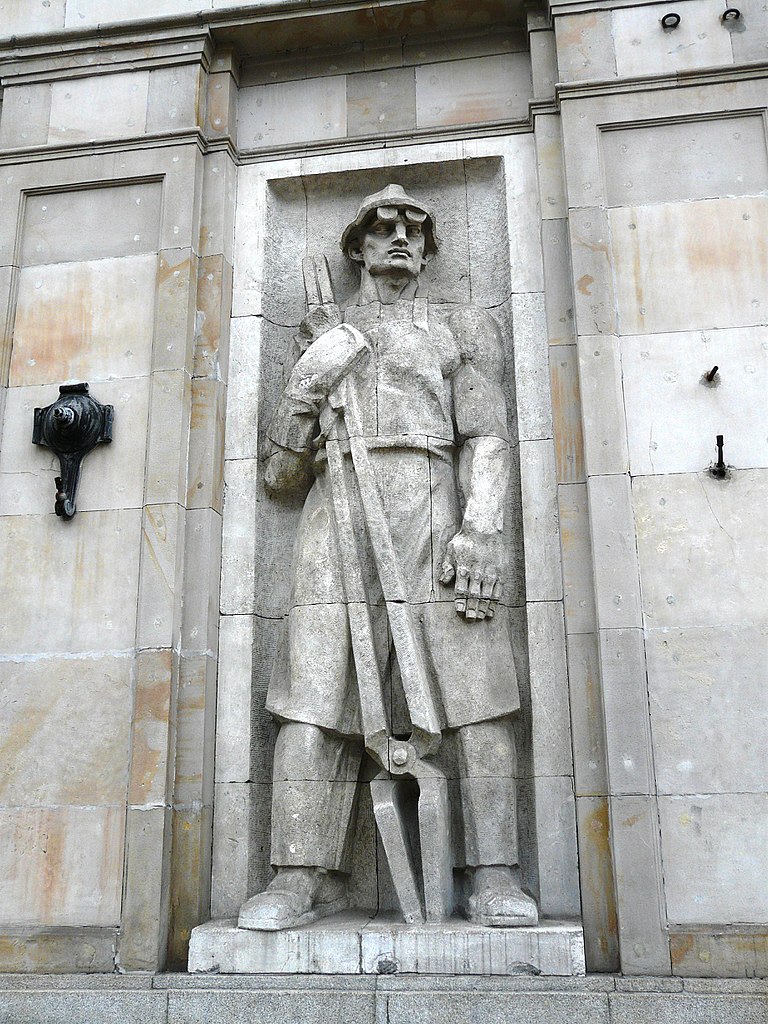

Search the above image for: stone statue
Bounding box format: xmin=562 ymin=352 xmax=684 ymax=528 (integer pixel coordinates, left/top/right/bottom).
xmin=238 ymin=184 xmax=538 ymax=932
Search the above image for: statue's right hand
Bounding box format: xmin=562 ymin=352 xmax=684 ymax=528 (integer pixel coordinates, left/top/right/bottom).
xmin=265 ymin=449 xmax=312 ymax=496
xmin=297 ymin=303 xmax=342 ymax=351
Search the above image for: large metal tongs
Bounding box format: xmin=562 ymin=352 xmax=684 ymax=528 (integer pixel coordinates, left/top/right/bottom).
xmin=302 ymin=255 xmax=454 ymax=924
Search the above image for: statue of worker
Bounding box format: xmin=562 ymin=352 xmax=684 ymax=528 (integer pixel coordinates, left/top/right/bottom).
xmin=238 ymin=184 xmax=538 ymax=931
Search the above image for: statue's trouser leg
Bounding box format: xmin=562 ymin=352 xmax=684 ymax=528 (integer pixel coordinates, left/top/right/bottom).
xmin=270 ymin=721 xmax=363 ymax=872
xmin=454 ymin=718 xmax=518 ymax=868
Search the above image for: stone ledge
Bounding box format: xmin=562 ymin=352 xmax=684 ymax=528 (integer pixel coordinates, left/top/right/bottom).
xmin=188 ymin=914 xmax=586 ymax=976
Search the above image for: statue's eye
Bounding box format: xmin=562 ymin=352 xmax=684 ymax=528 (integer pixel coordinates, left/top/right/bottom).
xmin=372 ymin=224 xmax=390 ymax=235
xmin=406 ymin=226 xmax=422 ymax=237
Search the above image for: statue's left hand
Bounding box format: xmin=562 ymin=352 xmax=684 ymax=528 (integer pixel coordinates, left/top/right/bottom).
xmin=296 ymin=303 xmax=342 ymax=352
xmin=439 ymin=528 xmax=504 ymax=621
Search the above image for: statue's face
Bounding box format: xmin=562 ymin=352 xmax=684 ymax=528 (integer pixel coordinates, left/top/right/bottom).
xmin=353 ymin=209 xmax=427 ymax=278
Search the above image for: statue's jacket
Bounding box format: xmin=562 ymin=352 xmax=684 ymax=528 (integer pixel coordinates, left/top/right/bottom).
xmin=266 ymin=296 xmax=520 ymax=738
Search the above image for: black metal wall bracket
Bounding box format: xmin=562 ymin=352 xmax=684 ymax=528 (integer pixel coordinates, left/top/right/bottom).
xmin=32 ymin=383 xmax=113 ymax=520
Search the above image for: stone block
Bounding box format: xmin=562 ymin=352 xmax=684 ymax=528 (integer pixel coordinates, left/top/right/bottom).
xmin=0 ymin=508 xmax=141 ymax=655
xmin=533 ymin=777 xmax=581 ymax=918
xmin=127 ymin=649 xmax=175 ymax=808
xmin=144 ymin=369 xmax=192 ymax=507
xmin=567 ymin=632 xmax=607 ymax=795
xmin=465 ymin=157 xmax=510 ymax=307
xmin=732 ymin=0 xmax=768 ymax=61
xmin=387 ymin=990 xmax=605 ymax=1023
xmin=181 ymin=508 xmax=222 ymax=654
xmin=575 ymin=796 xmax=619 ymax=972
xmin=609 ymin=992 xmax=768 ymax=1023
xmin=0 ymin=806 xmax=124 ymax=928
xmin=568 ymin=208 xmax=616 ymax=336
xmin=147 ymin=65 xmax=203 ymax=134
xmin=210 ymin=782 xmax=270 ymax=918
xmin=189 ymin=915 xmax=586 ymax=976
xmin=609 ymin=794 xmax=670 ymax=976
xmin=117 ymin=805 xmax=170 ymax=972
xmin=600 ymin=628 xmax=654 ymax=795
xmin=153 ymin=248 xmax=198 ymax=372
xmin=215 ymin=615 xmax=255 ymax=785
xmin=611 ymin=0 xmax=733 ymax=79
xmin=0 ymin=990 xmax=167 ymax=1024
xmin=11 ymin=254 xmax=158 ymax=386
xmin=167 ymin=802 xmax=213 ymax=968
xmin=530 ymin=29 xmax=557 ymax=100
xmin=494 ymin=134 xmax=544 ymax=294
xmin=0 ymin=926 xmax=118 ymax=973
xmin=0 ymin=654 xmax=132 ymax=807
xmin=588 ymin=474 xmax=642 ymax=630
xmin=239 ymin=77 xmax=347 ymax=150
xmin=620 ymin=326 xmax=768 ymax=476
xmin=168 ymin=986 xmax=376 ymax=1024
xmin=347 ymin=68 xmax=416 ymax=136
xmin=520 ymin=440 xmax=562 ymax=602
xmin=206 ymin=70 xmax=237 ymax=140
xmin=195 ymin=254 xmax=233 ymax=380
xmin=541 ymin=219 xmax=576 ymax=347
xmin=0 ymin=83 xmax=51 ymax=148
xmin=362 ymin=37 xmax=403 ymax=71
xmin=20 ymin=181 xmax=162 ymax=267
xmin=646 ymin=624 xmax=768 ymax=795
xmin=219 ymin=457 xmax=259 ymax=615
xmin=548 ymin=344 xmax=585 ymax=483
xmin=0 ymin=376 xmax=150 ymax=516
xmin=415 ymin=53 xmax=532 ymax=129
xmin=0 ymin=0 xmax=65 ymax=34
xmin=632 ymin=470 xmax=768 ymax=628
xmin=659 ymin=794 xmax=768 ymax=925
xmin=603 ymin=115 xmax=768 ymax=208
xmin=48 ymin=72 xmax=149 ymax=144
xmin=576 ymin=336 xmax=629 ymax=477
xmin=558 ymin=483 xmax=597 ymax=635
xmin=527 ymin=602 xmax=572 ymax=776
xmin=512 ymin=293 xmax=552 ymax=442
xmin=535 ymin=113 xmax=566 ymax=220
xmin=187 ymin=377 xmax=225 ymax=511
xmin=200 ymin=153 xmax=237 ymax=262
xmin=225 ymin=316 xmax=262 ymax=461
xmin=174 ymin=655 xmax=217 ymax=806
xmin=672 ymin=933 xmax=768 ymax=978
xmin=609 ymin=198 xmax=768 ymax=336
xmin=136 ymin=503 xmax=185 ymax=650
xmin=232 ymin=165 xmax=269 ymax=317
xmin=555 ymin=12 xmax=617 ymax=82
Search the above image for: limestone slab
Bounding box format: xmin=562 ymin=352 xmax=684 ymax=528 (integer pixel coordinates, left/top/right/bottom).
xmin=646 ymin=624 xmax=768 ymax=794
xmin=48 ymin=72 xmax=149 ymax=144
xmin=388 ymin=990 xmax=606 ymax=1023
xmin=610 ymin=992 xmax=768 ymax=1024
xmin=575 ymin=796 xmax=619 ymax=972
xmin=535 ymin=113 xmax=567 ymax=220
xmin=600 ymin=628 xmax=654 ymax=795
xmin=210 ymin=782 xmax=264 ymax=918
xmin=187 ymin=377 xmax=226 ymax=511
xmin=219 ymin=458 xmax=259 ymax=616
xmin=225 ymin=316 xmax=262 ymax=461
xmin=347 ymin=68 xmax=416 ymax=136
xmin=558 ymin=483 xmax=597 ymax=635
xmin=20 ymin=182 xmax=162 ymax=267
xmin=144 ymin=369 xmax=192 ymax=507
xmin=415 ymin=54 xmax=532 ymax=129
xmin=541 ymin=219 xmax=575 ymax=348
xmin=189 ymin=915 xmax=586 ymax=976
xmin=0 ymin=83 xmax=51 ymax=148
xmin=621 ymin=327 xmax=768 ymax=476
xmin=612 ymin=0 xmax=733 ymax=79
xmin=633 ymin=469 xmax=768 ymax=628
xmin=566 ymin=633 xmax=607 ymax=796
xmin=239 ymin=77 xmax=347 ymax=150
xmin=136 ymin=503 xmax=185 ymax=651
xmin=127 ymin=649 xmax=175 ymax=808
xmin=174 ymin=655 xmax=217 ymax=807
xmin=0 ymin=0 xmax=65 ymax=34
xmin=512 ymin=293 xmax=552 ymax=443
xmin=11 ymin=255 xmax=158 ymax=386
xmin=551 ymin=347 xmax=585 ymax=484
xmin=610 ymin=198 xmax=768 ymax=336
xmin=577 ymin=336 xmax=628 ymax=477
xmin=0 ymin=806 xmax=124 ymax=928
xmin=527 ymin=602 xmax=572 ymax=777
xmin=568 ymin=208 xmax=616 ymax=336
xmin=0 ymin=990 xmax=166 ymax=1024
xmin=200 ymin=154 xmax=237 ymax=263
xmin=659 ymin=794 xmax=768 ymax=925
xmin=555 ymin=12 xmax=617 ymax=82
xmin=64 ymin=0 xmax=211 ymax=24
xmin=0 ymin=508 xmax=141 ymax=655
xmin=588 ymin=474 xmax=642 ymax=630
xmin=215 ymin=615 xmax=255 ymax=785
xmin=117 ymin=805 xmax=171 ymax=972
xmin=0 ymin=654 xmax=132 ymax=807
xmin=0 ymin=376 xmax=150 ymax=515
xmin=169 ymin=988 xmax=375 ymax=1024
xmin=530 ymin=29 xmax=558 ymax=100
xmin=0 ymin=926 xmax=118 ymax=974
xmin=732 ymin=0 xmax=768 ymax=61
xmin=195 ymin=254 xmax=233 ymax=379
xmin=520 ymin=440 xmax=562 ymax=602
xmin=181 ymin=508 xmax=222 ymax=654
xmin=152 ymin=247 xmax=198 ymax=373
xmin=671 ymin=933 xmax=768 ymax=978
xmin=603 ymin=115 xmax=768 ymax=209
xmin=147 ymin=65 xmax=202 ymax=134
xmin=532 ymin=777 xmax=581 ymax=919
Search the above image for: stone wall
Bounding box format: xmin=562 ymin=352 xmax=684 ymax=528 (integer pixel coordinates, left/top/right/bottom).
xmin=0 ymin=0 xmax=765 ymax=980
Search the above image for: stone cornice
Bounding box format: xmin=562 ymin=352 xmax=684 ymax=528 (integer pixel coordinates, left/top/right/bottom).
xmin=555 ymin=60 xmax=768 ymax=100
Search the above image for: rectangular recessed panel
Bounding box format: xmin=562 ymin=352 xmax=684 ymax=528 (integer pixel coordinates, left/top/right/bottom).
xmin=21 ymin=180 xmax=162 ymax=266
xmin=604 ymin=115 xmax=768 ymax=207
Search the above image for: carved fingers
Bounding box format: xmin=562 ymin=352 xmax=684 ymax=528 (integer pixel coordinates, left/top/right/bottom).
xmin=440 ymin=531 xmax=504 ymax=621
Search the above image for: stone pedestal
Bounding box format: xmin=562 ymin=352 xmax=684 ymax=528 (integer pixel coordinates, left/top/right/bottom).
xmin=188 ymin=913 xmax=586 ymax=976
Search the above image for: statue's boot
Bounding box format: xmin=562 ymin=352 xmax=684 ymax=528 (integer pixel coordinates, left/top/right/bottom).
xmin=238 ymin=867 xmax=348 ymax=931
xmin=466 ymin=865 xmax=539 ymax=927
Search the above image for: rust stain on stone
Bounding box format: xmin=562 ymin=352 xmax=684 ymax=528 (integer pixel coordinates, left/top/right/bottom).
xmin=550 ymin=355 xmax=585 ymax=483
xmin=622 ymin=812 xmax=641 ymax=828
xmin=576 ymin=274 xmax=594 ymax=296
xmin=670 ymin=933 xmax=695 ymax=967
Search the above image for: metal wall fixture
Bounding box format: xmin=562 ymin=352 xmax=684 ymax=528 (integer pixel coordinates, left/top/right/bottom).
xmin=710 ymin=434 xmax=728 ymax=480
xmin=722 ymin=7 xmax=741 ymax=19
xmin=661 ymin=11 xmax=681 ymax=28
xmin=32 ymin=382 xmax=113 ymax=519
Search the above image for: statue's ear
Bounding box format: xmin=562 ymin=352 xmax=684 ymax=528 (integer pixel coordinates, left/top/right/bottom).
xmin=348 ymin=243 xmax=364 ymax=264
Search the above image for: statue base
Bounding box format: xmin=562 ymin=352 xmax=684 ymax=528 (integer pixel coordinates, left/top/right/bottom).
xmin=188 ymin=913 xmax=586 ymax=976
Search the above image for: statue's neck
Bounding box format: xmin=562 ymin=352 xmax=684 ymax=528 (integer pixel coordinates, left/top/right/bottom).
xmin=358 ymin=269 xmax=420 ymax=305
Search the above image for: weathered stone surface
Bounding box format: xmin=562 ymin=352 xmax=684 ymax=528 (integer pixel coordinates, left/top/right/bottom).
xmin=646 ymin=625 xmax=768 ymax=795
xmin=347 ymin=68 xmax=416 ymax=136
xmin=609 ymin=992 xmax=768 ymax=1024
xmin=558 ymin=483 xmax=597 ymax=636
xmin=0 ymin=806 xmax=125 ymax=928
xmin=0 ymin=927 xmax=118 ymax=974
xmin=672 ymin=933 xmax=768 ymax=978
xmin=535 ymin=113 xmax=567 ymax=220
xmin=387 ymin=990 xmax=605 ymax=1024
xmin=520 ymin=440 xmax=562 ymax=602
xmin=633 ymin=470 xmax=768 ymax=628
xmin=532 ymin=777 xmax=581 ymax=919
xmin=415 ymin=53 xmax=531 ymax=128
xmin=0 ymin=989 xmax=167 ymax=1024
xmin=600 ymin=628 xmax=654 ymax=796
xmin=659 ymin=794 xmax=768 ymax=925
xmin=576 ymin=336 xmax=628 ymax=477
xmin=144 ymin=370 xmax=192 ymax=507
xmin=48 ymin=72 xmax=149 ymax=144
xmin=239 ymin=77 xmax=347 ymax=150
xmin=611 ymin=0 xmax=733 ymax=79
xmin=169 ymin=987 xmax=376 ymax=1024
xmin=589 ymin=475 xmax=642 ymax=630
xmin=620 ymin=327 xmax=768 ymax=476
xmin=527 ymin=602 xmax=572 ymax=776
xmin=568 ymin=209 xmax=616 ymax=337
xmin=219 ymin=458 xmax=259 ymax=616
xmin=575 ymin=796 xmax=619 ymax=972
xmin=0 ymin=83 xmax=51 ymax=148
xmin=136 ymin=503 xmax=185 ymax=650
xmin=127 ymin=649 xmax=174 ymax=808
xmin=11 ymin=255 xmax=158 ymax=386
xmin=0 ymin=0 xmax=65 ymax=34
xmin=555 ymin=12 xmax=617 ymax=82
xmin=566 ymin=632 xmax=608 ymax=795
xmin=146 ymin=65 xmax=202 ymax=134
xmin=512 ymin=293 xmax=552 ymax=443
xmin=117 ymin=806 xmax=170 ymax=972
